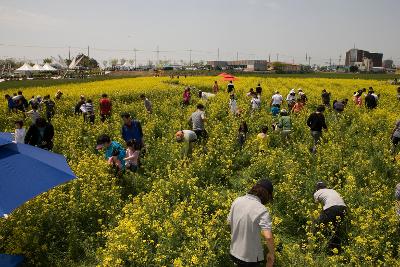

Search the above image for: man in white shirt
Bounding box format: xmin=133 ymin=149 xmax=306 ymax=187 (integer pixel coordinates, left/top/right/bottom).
xmin=270 ymin=91 xmax=283 ymax=108
xmin=228 ymin=179 xmax=275 ymax=267
xmin=313 ymin=181 xmax=347 ymax=253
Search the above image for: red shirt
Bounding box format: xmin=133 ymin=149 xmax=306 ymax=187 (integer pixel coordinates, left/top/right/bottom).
xmin=99 ymin=98 xmax=112 ymax=115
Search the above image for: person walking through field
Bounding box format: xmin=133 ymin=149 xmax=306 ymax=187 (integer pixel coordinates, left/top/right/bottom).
xmin=270 ymin=91 xmax=283 ymax=108
xmin=286 ymin=89 xmax=296 ymax=111
xmin=183 ymin=87 xmax=191 ymax=106
xmin=121 ymin=112 xmax=144 ymax=149
xmin=256 ymin=83 xmax=262 ymax=95
xmin=365 ymin=90 xmax=377 ymax=109
xmin=313 ymin=181 xmax=347 ymax=253
xmin=75 ymin=95 xmax=86 ymax=115
xmin=189 ymin=104 xmax=208 ymax=141
xmin=321 ymin=89 xmax=331 ymax=107
xmin=213 ymin=81 xmax=219 ymax=93
xmin=277 ymin=109 xmax=292 ymax=142
xmin=99 ymin=93 xmax=112 ymax=122
xmin=291 ymin=98 xmax=304 ymax=114
xmin=140 ymin=94 xmax=153 ymax=114
xmin=307 ymin=105 xmax=327 ymax=153
xmin=227 ymin=81 xmax=235 ymax=93
xmin=390 ymin=119 xmax=400 ymax=157
xmin=227 ymin=179 xmax=275 ymax=267
xmin=43 ymin=95 xmax=56 ymax=122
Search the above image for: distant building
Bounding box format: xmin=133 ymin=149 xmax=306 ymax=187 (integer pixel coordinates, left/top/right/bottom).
xmin=383 ymin=59 xmax=394 ymax=69
xmin=206 ymin=60 xmax=269 ymax=71
xmin=271 ymin=62 xmax=301 ymax=72
xmin=345 ymin=48 xmax=383 ymax=67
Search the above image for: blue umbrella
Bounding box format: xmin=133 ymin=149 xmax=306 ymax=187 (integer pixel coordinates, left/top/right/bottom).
xmin=0 ymin=254 xmax=24 ymax=267
xmin=0 ymin=132 xmax=13 ymax=146
xmin=0 ymin=141 xmax=76 ymax=216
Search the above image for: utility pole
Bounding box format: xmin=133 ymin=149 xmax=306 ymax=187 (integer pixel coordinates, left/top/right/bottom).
xmin=87 ymin=46 xmax=90 ymax=58
xmin=134 ymin=48 xmax=137 ymax=69
xmin=339 ymin=55 xmax=342 ymax=66
xmin=189 ymin=49 xmax=192 ymax=66
xmin=68 ymin=46 xmax=71 ymax=61
xmin=268 ymin=54 xmax=271 ymax=63
xmin=276 ymin=53 xmax=279 ymax=62
xmin=329 ymin=58 xmax=332 ymax=68
xmin=236 ymin=52 xmax=239 ymax=61
xmin=156 ymin=45 xmax=160 ymax=67
xmin=217 ymin=48 xmax=220 ymax=61
xmin=308 ymin=56 xmax=311 ymax=66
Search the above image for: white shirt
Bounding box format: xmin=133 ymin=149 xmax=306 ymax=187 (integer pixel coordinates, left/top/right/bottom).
xmin=201 ymin=92 xmax=215 ymax=100
xmin=14 ymin=128 xmax=26 ymax=143
xmin=314 ymin=188 xmax=346 ymax=210
xmin=271 ymin=94 xmax=283 ymax=105
xmin=251 ymin=97 xmax=261 ymax=110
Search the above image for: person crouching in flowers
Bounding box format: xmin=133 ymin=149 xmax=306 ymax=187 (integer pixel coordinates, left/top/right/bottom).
xmin=175 ymin=130 xmax=197 ymax=158
xmin=96 ymin=134 xmax=126 ymax=175
xmin=313 ymin=181 xmax=347 ymax=253
xmin=227 ymin=179 xmax=275 ymax=267
xmin=124 ymin=139 xmax=140 ymax=172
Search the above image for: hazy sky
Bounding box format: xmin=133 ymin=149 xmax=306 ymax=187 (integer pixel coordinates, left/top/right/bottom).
xmin=1 ymin=0 xmax=399 ymax=65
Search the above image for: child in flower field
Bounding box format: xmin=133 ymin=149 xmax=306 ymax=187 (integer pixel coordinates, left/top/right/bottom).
xmin=14 ymin=120 xmax=26 ymax=143
xmin=108 ymin=149 xmax=124 ymax=174
xmin=124 ymin=139 xmax=140 ymax=172
xmin=257 ymin=126 xmax=269 ymax=152
xmin=237 ymin=121 xmax=248 ymax=147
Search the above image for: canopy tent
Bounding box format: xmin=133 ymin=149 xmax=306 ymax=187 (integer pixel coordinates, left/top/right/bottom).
xmin=32 ymin=64 xmax=45 ymax=71
xmin=218 ymin=72 xmax=229 ymax=77
xmin=14 ymin=63 xmax=33 ymax=72
xmin=42 ymin=63 xmax=57 ymax=71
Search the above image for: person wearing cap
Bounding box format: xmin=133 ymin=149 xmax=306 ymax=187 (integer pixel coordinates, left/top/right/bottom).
xmin=277 ymin=109 xmax=292 ymax=141
xmin=189 ymin=104 xmax=208 ymax=141
xmin=175 ymin=130 xmax=197 ymax=158
xmin=227 ymin=179 xmax=275 ymax=267
xmin=96 ymin=134 xmax=126 ymax=170
xmin=121 ymin=112 xmax=144 ymax=149
xmin=313 ymin=181 xmax=347 ymax=252
xmin=307 ymin=105 xmax=327 ymax=153
xmin=286 ymin=89 xmax=296 ymax=111
xmin=270 ymin=91 xmax=283 ymax=108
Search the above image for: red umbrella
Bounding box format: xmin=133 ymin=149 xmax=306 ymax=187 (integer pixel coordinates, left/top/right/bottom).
xmin=222 ymin=75 xmax=238 ymax=81
xmin=218 ymin=72 xmax=229 ymax=77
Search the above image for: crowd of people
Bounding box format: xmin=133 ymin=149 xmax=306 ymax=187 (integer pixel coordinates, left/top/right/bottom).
xmin=3 ymin=79 xmax=400 ymax=267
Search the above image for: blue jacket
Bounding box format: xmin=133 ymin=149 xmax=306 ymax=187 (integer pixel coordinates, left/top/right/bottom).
xmin=121 ymin=120 xmax=143 ymax=144
xmin=105 ymin=141 xmax=126 ymax=168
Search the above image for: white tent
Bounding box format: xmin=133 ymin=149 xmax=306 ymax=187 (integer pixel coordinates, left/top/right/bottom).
xmin=15 ymin=63 xmax=34 ymax=72
xmin=43 ymin=63 xmax=57 ymax=71
xmin=32 ymin=64 xmax=45 ymax=71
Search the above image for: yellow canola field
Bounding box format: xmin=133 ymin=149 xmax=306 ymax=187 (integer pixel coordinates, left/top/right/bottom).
xmin=0 ymin=76 xmax=399 ymax=266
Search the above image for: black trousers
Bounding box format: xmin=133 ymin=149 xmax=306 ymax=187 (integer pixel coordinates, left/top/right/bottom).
xmin=230 ymin=255 xmax=264 ymax=267
xmin=315 ymin=205 xmax=347 ymax=251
